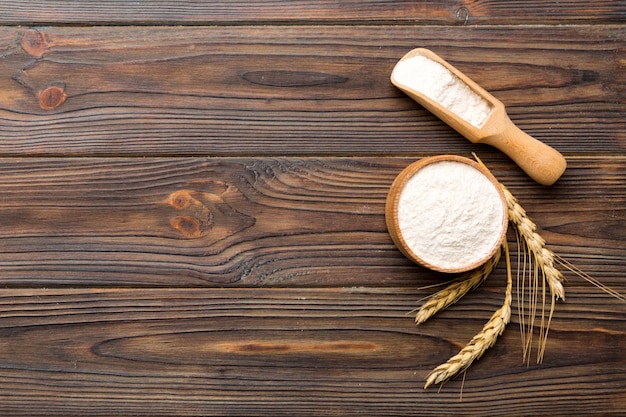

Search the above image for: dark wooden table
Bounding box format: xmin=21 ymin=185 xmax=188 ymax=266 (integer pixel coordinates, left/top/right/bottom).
xmin=0 ymin=2 xmax=624 ymax=415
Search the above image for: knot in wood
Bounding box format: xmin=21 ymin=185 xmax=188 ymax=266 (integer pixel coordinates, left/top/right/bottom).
xmin=455 ymin=6 xmax=470 ymax=25
xmin=164 ymin=183 xmax=254 ymax=241
xmin=38 ymin=84 xmax=67 ymax=110
xmin=166 ymin=190 xmax=214 ymax=239
xmin=20 ymin=29 xmax=50 ymax=58
xmin=169 ymin=215 xmax=208 ymax=239
xmin=168 ymin=189 xmax=193 ymax=210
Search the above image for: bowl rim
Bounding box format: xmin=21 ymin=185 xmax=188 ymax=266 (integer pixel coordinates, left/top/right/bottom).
xmin=385 ymin=154 xmax=509 ymax=273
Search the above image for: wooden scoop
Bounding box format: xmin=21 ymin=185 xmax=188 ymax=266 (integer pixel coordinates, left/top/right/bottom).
xmin=391 ymin=48 xmax=566 ymax=186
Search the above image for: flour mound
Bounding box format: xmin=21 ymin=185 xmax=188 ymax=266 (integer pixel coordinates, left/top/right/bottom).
xmin=392 ymin=55 xmax=493 ymax=128
xmin=397 ymin=160 xmax=505 ymax=271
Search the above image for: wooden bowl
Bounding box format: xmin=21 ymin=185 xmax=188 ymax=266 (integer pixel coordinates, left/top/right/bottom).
xmin=385 ymin=155 xmax=508 ymax=273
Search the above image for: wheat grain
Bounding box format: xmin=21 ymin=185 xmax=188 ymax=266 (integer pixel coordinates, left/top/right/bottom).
xmin=424 ymin=240 xmax=513 ymax=389
xmin=424 ymin=241 xmax=512 ymax=388
xmin=415 ymin=248 xmax=501 ymax=324
xmin=503 ymin=186 xmax=565 ymax=301
xmin=500 ymin=184 xmax=564 ymax=363
xmin=472 ymin=154 xmax=566 ymax=364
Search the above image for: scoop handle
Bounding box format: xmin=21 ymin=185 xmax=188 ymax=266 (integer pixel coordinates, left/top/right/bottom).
xmin=480 ymin=114 xmax=567 ymax=186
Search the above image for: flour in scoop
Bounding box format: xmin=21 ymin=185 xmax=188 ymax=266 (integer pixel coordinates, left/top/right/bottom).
xmin=397 ymin=160 xmax=505 ymax=271
xmin=393 ymin=55 xmax=493 ymax=128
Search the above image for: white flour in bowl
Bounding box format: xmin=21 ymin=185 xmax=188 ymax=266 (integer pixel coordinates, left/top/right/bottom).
xmin=392 ymin=55 xmax=493 ymax=128
xmin=397 ymin=160 xmax=505 ymax=271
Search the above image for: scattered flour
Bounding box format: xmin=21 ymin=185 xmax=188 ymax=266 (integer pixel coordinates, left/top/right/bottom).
xmin=393 ymin=54 xmax=493 ymax=128
xmin=397 ymin=160 xmax=505 ymax=271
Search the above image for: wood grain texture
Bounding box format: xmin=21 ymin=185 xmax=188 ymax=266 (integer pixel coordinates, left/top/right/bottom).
xmin=0 ymin=156 xmax=624 ymax=288
xmin=0 ymin=286 xmax=624 ymax=416
xmin=0 ymin=0 xmax=624 ymax=25
xmin=0 ymin=2 xmax=625 ymax=415
xmin=0 ymin=25 xmax=623 ymax=156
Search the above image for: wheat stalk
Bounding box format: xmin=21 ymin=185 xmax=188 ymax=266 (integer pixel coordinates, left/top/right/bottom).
xmin=471 ymin=154 xmax=565 ymax=364
xmin=502 ymin=185 xmax=565 ymax=300
xmin=415 ymin=248 xmax=501 ymax=324
xmin=500 ymin=184 xmax=564 ymax=363
xmin=424 ymin=240 xmax=513 ymax=389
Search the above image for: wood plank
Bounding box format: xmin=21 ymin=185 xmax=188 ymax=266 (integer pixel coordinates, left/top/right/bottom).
xmin=0 ymin=1 xmax=624 ymax=25
xmin=0 ymin=156 xmax=624 ymax=287
xmin=0 ymin=1 xmax=623 ymax=415
xmin=0 ymin=25 xmax=623 ymax=156
xmin=0 ymin=286 xmax=623 ymax=416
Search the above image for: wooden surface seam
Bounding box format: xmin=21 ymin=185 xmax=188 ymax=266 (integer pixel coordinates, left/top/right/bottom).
xmin=0 ymin=2 xmax=624 ymax=416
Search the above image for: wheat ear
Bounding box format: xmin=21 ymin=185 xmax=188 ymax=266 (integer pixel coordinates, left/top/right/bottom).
xmin=472 ymin=154 xmax=565 ymax=364
xmin=502 ymin=186 xmax=565 ymax=301
xmin=424 ymin=240 xmax=513 ymax=389
xmin=415 ymin=248 xmax=502 ymax=324
xmin=500 ymin=185 xmax=565 ymax=363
